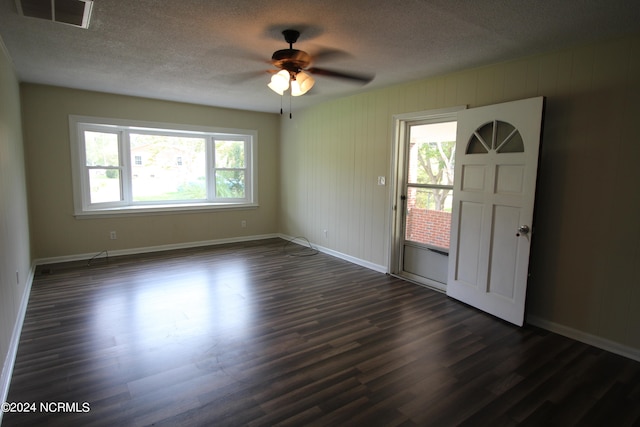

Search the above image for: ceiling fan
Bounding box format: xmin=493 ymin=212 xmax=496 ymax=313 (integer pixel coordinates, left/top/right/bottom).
xmin=266 ymin=29 xmax=373 ymax=96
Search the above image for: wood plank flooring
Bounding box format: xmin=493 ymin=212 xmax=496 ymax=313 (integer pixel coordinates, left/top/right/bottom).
xmin=3 ymin=238 xmax=640 ymax=426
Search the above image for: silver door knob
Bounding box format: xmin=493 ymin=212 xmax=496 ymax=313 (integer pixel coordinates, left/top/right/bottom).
xmin=516 ymin=225 xmax=530 ymax=236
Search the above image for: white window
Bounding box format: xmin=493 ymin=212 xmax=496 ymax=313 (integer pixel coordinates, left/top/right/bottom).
xmin=69 ymin=116 xmax=257 ymax=216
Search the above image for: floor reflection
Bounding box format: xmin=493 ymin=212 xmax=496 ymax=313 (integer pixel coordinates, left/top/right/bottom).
xmin=91 ymin=259 xmax=252 ymax=377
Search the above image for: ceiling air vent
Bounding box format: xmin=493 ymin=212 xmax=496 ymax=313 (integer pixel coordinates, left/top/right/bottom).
xmin=16 ymin=0 xmax=93 ymax=29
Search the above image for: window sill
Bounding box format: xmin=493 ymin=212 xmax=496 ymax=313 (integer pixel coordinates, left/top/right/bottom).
xmin=74 ymin=202 xmax=259 ymax=219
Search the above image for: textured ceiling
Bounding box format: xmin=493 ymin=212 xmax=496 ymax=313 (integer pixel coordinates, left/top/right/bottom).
xmin=1 ymin=0 xmax=639 ymax=113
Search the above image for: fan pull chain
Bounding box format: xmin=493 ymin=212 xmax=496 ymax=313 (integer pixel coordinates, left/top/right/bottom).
xmin=289 ymin=91 xmax=293 ymax=119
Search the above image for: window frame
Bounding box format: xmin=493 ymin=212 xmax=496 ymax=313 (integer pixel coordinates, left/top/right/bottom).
xmin=69 ymin=115 xmax=258 ymax=217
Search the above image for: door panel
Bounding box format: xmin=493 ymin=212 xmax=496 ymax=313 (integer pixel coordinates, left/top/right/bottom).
xmin=447 ymin=97 xmax=544 ymax=326
xmin=455 ymin=201 xmax=484 ymax=287
xmin=488 ymin=205 xmax=520 ymax=298
xmin=461 ymin=165 xmax=486 ymax=192
xmin=403 ymin=245 xmax=449 ymax=284
xmin=496 ymin=165 xmax=524 ymax=194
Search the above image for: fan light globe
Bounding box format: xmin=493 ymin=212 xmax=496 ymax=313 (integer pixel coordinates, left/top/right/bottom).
xmin=268 ymin=70 xmax=290 ymax=95
xmin=291 ymin=71 xmax=314 ymax=96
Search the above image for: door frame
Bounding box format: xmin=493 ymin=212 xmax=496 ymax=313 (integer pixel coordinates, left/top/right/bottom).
xmin=388 ymin=106 xmax=465 ymax=291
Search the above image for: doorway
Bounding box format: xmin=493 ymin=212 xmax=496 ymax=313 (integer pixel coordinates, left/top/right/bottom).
xmin=390 ymin=98 xmax=543 ymax=326
xmin=390 ymin=107 xmax=464 ymax=291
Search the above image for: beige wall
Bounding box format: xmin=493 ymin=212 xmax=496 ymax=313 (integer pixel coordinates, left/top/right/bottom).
xmin=21 ymin=85 xmax=281 ymax=259
xmin=0 ymin=42 xmax=31 ymax=395
xmin=280 ymin=35 xmax=640 ymax=351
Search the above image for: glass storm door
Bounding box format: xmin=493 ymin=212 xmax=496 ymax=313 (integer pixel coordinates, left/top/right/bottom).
xmin=395 ymin=116 xmax=458 ymax=291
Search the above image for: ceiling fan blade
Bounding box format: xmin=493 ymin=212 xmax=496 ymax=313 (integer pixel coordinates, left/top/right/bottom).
xmin=221 ymin=70 xmax=272 ymax=84
xmin=309 ymin=47 xmax=351 ymax=64
xmin=307 ymin=67 xmax=374 ymax=84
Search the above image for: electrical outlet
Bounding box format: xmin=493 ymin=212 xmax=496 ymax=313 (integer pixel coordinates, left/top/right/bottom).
xmin=377 ymin=176 xmax=386 ymax=186
xmin=323 ymin=229 xmax=328 ymax=239
xmin=241 ymin=220 xmax=247 ymax=228
xmin=109 ymin=231 xmax=117 ymax=240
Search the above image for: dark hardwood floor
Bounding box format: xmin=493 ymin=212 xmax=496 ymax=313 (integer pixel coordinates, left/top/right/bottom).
xmin=3 ymin=238 xmax=640 ymax=426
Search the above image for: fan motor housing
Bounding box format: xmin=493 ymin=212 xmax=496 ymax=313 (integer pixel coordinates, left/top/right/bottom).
xmin=271 ymin=49 xmax=311 ymax=72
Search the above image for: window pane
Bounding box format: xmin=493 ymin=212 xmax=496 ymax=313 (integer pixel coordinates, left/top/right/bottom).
xmin=85 ymin=131 xmax=119 ymax=166
xmin=405 ymin=187 xmax=452 ymax=249
xmin=408 ymin=122 xmax=456 ymax=185
xmin=215 ymin=140 xmax=245 ymax=168
xmin=467 ymin=134 xmax=489 ymax=154
xmin=215 ymin=170 xmax=245 ymax=198
xmin=89 ymin=169 xmax=121 ymax=203
xmin=130 ymin=134 xmax=206 ymax=202
xmin=496 ymin=121 xmax=524 ymax=153
xmin=476 ymin=122 xmax=494 ymax=150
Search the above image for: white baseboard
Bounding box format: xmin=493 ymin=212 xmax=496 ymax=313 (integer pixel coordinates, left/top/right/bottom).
xmin=34 ymin=233 xmax=280 ymax=266
xmin=1 ymin=262 xmax=36 ymax=423
xmin=526 ymin=315 xmax=640 ymax=362
xmin=278 ymin=234 xmax=388 ymax=273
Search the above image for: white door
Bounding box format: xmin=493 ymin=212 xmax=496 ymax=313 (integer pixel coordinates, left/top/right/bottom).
xmin=447 ymin=97 xmax=544 ymax=326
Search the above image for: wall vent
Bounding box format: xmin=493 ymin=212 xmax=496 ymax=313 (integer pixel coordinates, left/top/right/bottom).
xmin=16 ymin=0 xmax=93 ymax=29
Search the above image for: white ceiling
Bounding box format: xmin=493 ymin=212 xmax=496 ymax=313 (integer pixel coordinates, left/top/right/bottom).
xmin=1 ymin=0 xmax=639 ymax=113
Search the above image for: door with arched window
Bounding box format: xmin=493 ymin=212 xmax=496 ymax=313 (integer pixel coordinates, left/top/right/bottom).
xmin=447 ymin=97 xmax=544 ymax=326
